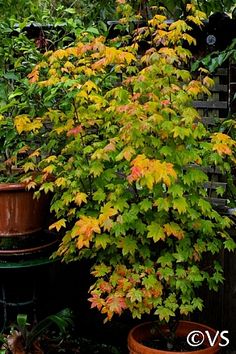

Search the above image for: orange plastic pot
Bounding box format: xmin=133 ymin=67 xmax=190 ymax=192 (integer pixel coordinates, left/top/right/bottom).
xmin=0 ymin=183 xmax=49 ymax=237
xmin=128 ymin=320 xmax=221 ymax=354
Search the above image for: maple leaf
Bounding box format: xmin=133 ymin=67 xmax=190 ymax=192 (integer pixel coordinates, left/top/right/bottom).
xmin=213 ymin=143 xmax=232 ymax=156
xmin=88 ymin=293 xmax=105 ymax=311
xmin=25 ymin=181 xmax=37 ymax=190
xmin=67 ymin=125 xmax=83 ymax=137
xmin=105 ymin=294 xmax=127 ymax=315
xmin=49 ymin=218 xmax=66 ymax=232
xmin=14 ymin=115 xmax=31 ymax=134
xmin=172 ymin=197 xmax=188 ymax=214
xmin=128 ymin=155 xmax=177 ymax=188
xmin=163 ymin=222 xmax=184 ymax=239
xmin=23 ymin=162 xmax=36 ymax=172
xmin=74 ymin=192 xmax=88 ymax=206
xmin=211 ymin=132 xmax=235 ymax=156
xmin=99 ymin=203 xmax=118 ymax=228
xmin=29 ymin=149 xmax=41 ymax=158
xmin=147 ymin=222 xmax=165 ymax=242
xmin=55 ymin=177 xmax=67 ymax=188
xmin=91 ymin=264 xmax=112 ymax=277
xmin=119 ymin=236 xmax=137 ymax=255
xmin=28 ymin=65 xmax=40 ymax=83
xmin=73 ymin=216 xmax=101 ymax=249
xmin=127 ymin=165 xmax=142 ymax=183
xmin=43 ymin=165 xmax=55 ymax=174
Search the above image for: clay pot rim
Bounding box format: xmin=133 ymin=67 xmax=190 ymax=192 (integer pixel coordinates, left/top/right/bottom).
xmin=0 ymin=182 xmax=27 ymax=192
xmin=128 ymin=320 xmax=221 ymax=354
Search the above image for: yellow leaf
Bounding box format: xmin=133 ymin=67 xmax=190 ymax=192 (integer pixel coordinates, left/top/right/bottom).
xmin=29 ymin=149 xmax=41 ymax=158
xmin=14 ymin=115 xmax=42 ymax=133
xmin=213 ymin=143 xmax=232 ymax=156
xmin=99 ymin=203 xmax=118 ymax=227
xmin=203 ymin=76 xmax=215 ymax=88
xmin=18 ymin=145 xmax=29 ymax=154
xmin=27 ymin=119 xmax=43 ymax=132
xmin=73 ymin=216 xmax=101 ymax=249
xmin=74 ymin=192 xmax=88 ymax=206
xmin=44 ymin=155 xmax=58 ymax=163
xmin=49 ymin=219 xmax=66 ymax=231
xmin=55 ymin=177 xmax=67 ymax=187
xmin=23 ymin=162 xmax=36 ymax=172
xmin=83 ymin=80 xmax=99 ymax=93
xmin=14 ymin=115 xmax=31 ymax=134
xmin=43 ymin=165 xmax=55 ymax=174
xmin=25 ymin=181 xmax=37 ymax=190
xmin=49 ymin=219 xmax=66 ymax=232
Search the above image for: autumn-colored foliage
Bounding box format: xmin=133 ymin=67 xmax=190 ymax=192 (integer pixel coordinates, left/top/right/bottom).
xmin=16 ymin=4 xmax=236 ymax=322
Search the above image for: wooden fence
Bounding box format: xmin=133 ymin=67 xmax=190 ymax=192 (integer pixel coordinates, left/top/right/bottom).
xmin=194 ymin=62 xmax=236 ymax=351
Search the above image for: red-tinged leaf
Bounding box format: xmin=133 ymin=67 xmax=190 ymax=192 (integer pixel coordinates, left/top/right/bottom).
xmin=28 ymin=65 xmax=40 ymax=83
xmin=73 ymin=216 xmax=101 ymax=249
xmin=67 ymin=125 xmax=83 ymax=137
xmin=105 ymin=295 xmax=127 ymax=315
xmin=213 ymin=143 xmax=232 ymax=156
xmin=127 ymin=166 xmax=142 ymax=183
xmin=88 ymin=293 xmax=105 ymax=311
xmin=163 ymin=222 xmax=184 ymax=239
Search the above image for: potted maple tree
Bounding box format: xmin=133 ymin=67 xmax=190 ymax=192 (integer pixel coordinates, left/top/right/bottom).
xmin=16 ymin=1 xmax=236 ymax=352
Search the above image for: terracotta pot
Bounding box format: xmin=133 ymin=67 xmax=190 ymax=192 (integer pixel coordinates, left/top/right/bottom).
xmin=0 ymin=183 xmax=49 ymax=237
xmin=128 ymin=320 xmax=221 ymax=354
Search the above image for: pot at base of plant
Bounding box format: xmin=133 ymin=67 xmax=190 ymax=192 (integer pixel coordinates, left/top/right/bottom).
xmin=0 ymin=182 xmax=49 ymax=237
xmin=128 ymin=321 xmax=221 ymax=354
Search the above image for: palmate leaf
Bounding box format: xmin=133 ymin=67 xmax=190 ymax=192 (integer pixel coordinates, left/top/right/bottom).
xmin=119 ymin=236 xmax=137 ymax=256
xmin=154 ymin=307 xmax=175 ymax=321
xmin=147 ymin=222 xmax=165 ymax=242
xmin=49 ymin=218 xmax=66 ymax=232
xmin=172 ymin=197 xmax=188 ymax=214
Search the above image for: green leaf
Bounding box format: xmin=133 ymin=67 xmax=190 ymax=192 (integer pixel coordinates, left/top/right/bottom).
xmin=87 ymin=27 xmax=100 ymax=35
xmin=198 ymin=199 xmax=212 ymax=213
xmin=187 ymin=266 xmax=203 ymax=282
xmin=224 ymin=239 xmax=236 ymax=251
xmin=165 ymin=294 xmax=178 ymax=312
xmin=157 ymin=254 xmax=174 ymax=267
xmin=168 ymin=184 xmax=184 ymax=198
xmin=147 ymin=222 xmax=165 ymax=242
xmin=154 ymin=307 xmax=175 ymax=321
xmin=158 ymin=267 xmax=174 ymax=280
xmin=90 ymin=161 xmax=104 ymax=177
xmin=95 ymin=234 xmax=110 ymax=249
xmin=17 ymin=313 xmax=28 ymax=329
xmin=192 ymin=297 xmax=204 ymax=311
xmin=93 ymin=189 xmax=106 ymax=203
xmin=142 ymin=274 xmax=159 ymax=290
xmin=155 ymin=198 xmax=170 ymax=212
xmin=183 ymin=168 xmax=208 ymax=186
xmin=39 ymin=182 xmax=54 ymax=193
xmin=127 ymin=288 xmax=143 ymax=303
xmin=172 ymin=197 xmax=187 ymax=214
xmin=120 ymin=236 xmax=137 ymax=256
xmin=216 ymin=186 xmax=225 ymax=197
xmin=139 ymin=198 xmax=152 ymax=212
